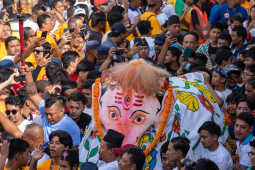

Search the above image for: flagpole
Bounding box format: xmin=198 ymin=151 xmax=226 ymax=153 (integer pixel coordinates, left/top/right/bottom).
xmin=17 ymin=0 xmax=25 ymax=66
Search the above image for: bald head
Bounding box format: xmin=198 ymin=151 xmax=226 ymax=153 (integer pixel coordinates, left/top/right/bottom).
xmin=23 ymin=123 xmax=44 ymax=150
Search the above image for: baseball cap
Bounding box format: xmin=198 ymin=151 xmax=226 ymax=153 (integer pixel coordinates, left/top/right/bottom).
xmin=154 ymin=34 xmax=166 ymax=45
xmin=111 ymin=23 xmax=127 ymax=35
xmin=74 ymin=8 xmax=86 ymax=16
xmin=97 ymin=45 xmax=109 ymax=56
xmin=136 ymin=38 xmax=149 ymax=47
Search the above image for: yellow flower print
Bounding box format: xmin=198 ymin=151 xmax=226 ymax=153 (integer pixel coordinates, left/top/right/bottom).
xmin=176 ymin=91 xmax=199 ymax=112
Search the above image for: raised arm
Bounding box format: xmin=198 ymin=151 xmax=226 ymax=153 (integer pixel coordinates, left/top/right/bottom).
xmin=0 ymin=113 xmax=23 ymax=138
xmin=25 ymin=69 xmax=43 ymax=108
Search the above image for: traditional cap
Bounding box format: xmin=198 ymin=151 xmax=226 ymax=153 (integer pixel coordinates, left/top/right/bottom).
xmin=167 ymin=15 xmax=180 ymax=25
xmin=103 ymin=129 xmax=124 ymax=148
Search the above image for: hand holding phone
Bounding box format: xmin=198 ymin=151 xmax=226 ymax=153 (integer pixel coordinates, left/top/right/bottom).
xmin=41 ymin=31 xmax=48 ymax=39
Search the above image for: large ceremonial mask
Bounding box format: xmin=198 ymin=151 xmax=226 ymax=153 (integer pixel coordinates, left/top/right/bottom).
xmin=79 ymin=59 xmax=226 ymax=169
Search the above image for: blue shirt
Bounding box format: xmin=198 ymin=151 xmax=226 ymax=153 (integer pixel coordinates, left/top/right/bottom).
xmin=210 ymin=3 xmax=248 ymax=23
xmin=39 ymin=100 xmax=81 ymax=146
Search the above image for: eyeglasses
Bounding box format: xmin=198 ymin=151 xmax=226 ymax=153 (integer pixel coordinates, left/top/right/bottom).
xmin=248 ymin=152 xmax=255 ymax=157
xmin=34 ymin=49 xmax=44 ymax=54
xmin=6 ymin=109 xmax=18 ymax=115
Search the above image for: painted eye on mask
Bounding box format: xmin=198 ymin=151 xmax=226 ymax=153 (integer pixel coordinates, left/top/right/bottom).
xmin=108 ymin=107 xmax=120 ymax=121
xmin=131 ymin=113 xmax=146 ymax=125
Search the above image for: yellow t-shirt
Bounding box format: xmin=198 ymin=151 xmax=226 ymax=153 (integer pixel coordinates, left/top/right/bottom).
xmin=0 ymin=102 xmax=6 ymax=115
xmin=36 ymin=31 xmax=58 ymax=49
xmin=54 ymin=23 xmax=68 ymax=39
xmin=241 ymin=0 xmax=252 ymax=10
xmin=0 ymin=41 xmax=8 ymax=61
xmin=38 ymin=159 xmax=60 ymax=170
xmin=140 ymin=12 xmax=162 ymax=37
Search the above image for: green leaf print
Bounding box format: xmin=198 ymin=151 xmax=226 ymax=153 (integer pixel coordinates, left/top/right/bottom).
xmin=84 ymin=140 xmax=90 ymax=151
xmin=89 ymin=146 xmax=99 ymax=158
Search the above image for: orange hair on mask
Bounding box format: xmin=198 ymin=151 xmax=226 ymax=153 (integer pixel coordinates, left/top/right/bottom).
xmin=109 ymin=59 xmax=170 ymax=96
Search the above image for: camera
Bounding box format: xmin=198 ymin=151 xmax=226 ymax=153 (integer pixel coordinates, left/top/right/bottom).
xmin=115 ymin=48 xmax=124 ymax=56
xmin=80 ymin=24 xmax=89 ymax=36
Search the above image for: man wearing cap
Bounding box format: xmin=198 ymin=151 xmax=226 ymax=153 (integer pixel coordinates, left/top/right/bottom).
xmin=135 ymin=38 xmax=157 ymax=64
xmin=85 ymin=40 xmax=100 ymax=63
xmin=154 ymin=34 xmax=166 ymax=60
xmin=140 ymin=0 xmax=162 ymax=37
xmin=99 ymin=129 xmax=124 ymax=170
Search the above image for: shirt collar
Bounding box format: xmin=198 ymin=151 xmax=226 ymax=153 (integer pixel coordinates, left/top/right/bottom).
xmin=242 ymin=133 xmax=254 ymax=145
xmin=129 ymin=6 xmax=137 ymax=11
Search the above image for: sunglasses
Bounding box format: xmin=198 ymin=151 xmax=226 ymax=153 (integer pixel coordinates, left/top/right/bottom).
xmin=6 ymin=109 xmax=18 ymax=115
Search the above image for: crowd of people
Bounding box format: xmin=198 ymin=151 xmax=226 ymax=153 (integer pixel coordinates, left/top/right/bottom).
xmin=0 ymin=0 xmax=255 ymax=169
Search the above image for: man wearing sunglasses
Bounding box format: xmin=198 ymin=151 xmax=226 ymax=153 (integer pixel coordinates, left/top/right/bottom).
xmin=4 ymin=95 xmax=31 ymax=132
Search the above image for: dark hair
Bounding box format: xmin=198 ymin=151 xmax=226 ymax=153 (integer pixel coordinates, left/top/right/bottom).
xmin=171 ymin=137 xmax=190 ymax=157
xmin=110 ymin=5 xmax=125 ymax=14
xmin=61 ymin=51 xmax=79 ymax=69
xmin=230 ymin=14 xmax=243 ymax=23
xmin=0 ymin=68 xmax=14 ymax=83
xmin=215 ymin=47 xmax=233 ymax=65
xmin=237 ymin=95 xmax=249 ymax=105
xmin=250 ymin=139 xmax=255 ymax=147
xmin=68 ymin=92 xmax=87 ymax=105
xmin=5 ymin=95 xmax=22 ymax=107
xmin=245 ymin=64 xmax=255 ymax=75
xmin=77 ymin=60 xmax=94 ymax=73
xmin=137 ymin=21 xmax=152 ymax=35
xmin=51 ymin=0 xmax=63 ymax=8
xmin=236 ymin=112 xmax=254 ymax=126
xmin=226 ymin=92 xmax=239 ymax=104
xmin=36 ymin=80 xmax=51 ymax=93
xmin=32 ymin=4 xmax=46 ymax=13
xmin=232 ymin=26 xmax=247 ymax=42
xmin=195 ymin=158 xmax=219 ymax=170
xmin=107 ymin=11 xmax=123 ymax=27
xmin=5 ymin=36 xmax=19 ymax=49
xmin=183 ymin=32 xmax=199 ymax=42
xmin=49 ymin=130 xmax=73 ymax=148
xmin=210 ymin=22 xmax=224 ymax=32
xmin=45 ymin=95 xmax=65 ymax=109
xmin=8 ymin=138 xmax=29 ymax=160
xmin=61 ymin=149 xmax=79 ymax=168
xmin=46 ymin=62 xmax=63 ymax=82
xmin=218 ymin=33 xmax=232 ymax=45
xmin=24 ymin=27 xmax=34 ymax=42
xmin=160 ymin=141 xmax=169 ymax=155
xmin=247 ymin=77 xmax=255 ymax=89
xmin=37 ymin=14 xmax=51 ymax=28
xmin=61 ymin=81 xmax=77 ymax=95
xmin=194 ymin=53 xmax=208 ymax=66
xmin=247 ymin=47 xmax=255 ymax=61
xmin=124 ymin=147 xmax=145 ymax=170
xmin=91 ymin=12 xmax=106 ymax=27
xmin=198 ymin=121 xmax=221 ymax=137
xmin=82 ymin=79 xmax=94 ymax=89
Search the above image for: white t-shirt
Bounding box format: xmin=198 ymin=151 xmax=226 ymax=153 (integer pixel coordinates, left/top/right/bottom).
xmin=1 ymin=56 xmax=15 ymax=62
xmin=128 ymin=7 xmax=142 ymax=25
xmin=199 ymin=143 xmax=233 ymax=170
xmin=157 ymin=13 xmax=168 ymax=26
xmin=215 ymin=89 xmax=232 ymax=107
xmin=236 ymin=134 xmax=254 ymax=168
xmin=161 ymin=4 xmax=176 ymax=18
xmin=17 ymin=119 xmax=32 ymax=132
xmin=24 ymin=19 xmax=39 ymax=32
xmin=99 ymin=160 xmax=118 ymax=170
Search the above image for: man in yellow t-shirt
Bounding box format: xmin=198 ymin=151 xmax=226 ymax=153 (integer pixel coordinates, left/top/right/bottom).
xmin=36 ymin=14 xmax=57 ymax=49
xmin=4 ymin=139 xmax=30 ymax=170
xmin=140 ymin=0 xmax=162 ymax=37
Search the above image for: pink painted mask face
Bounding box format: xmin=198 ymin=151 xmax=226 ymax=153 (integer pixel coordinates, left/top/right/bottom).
xmin=99 ymin=85 xmax=162 ymax=145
